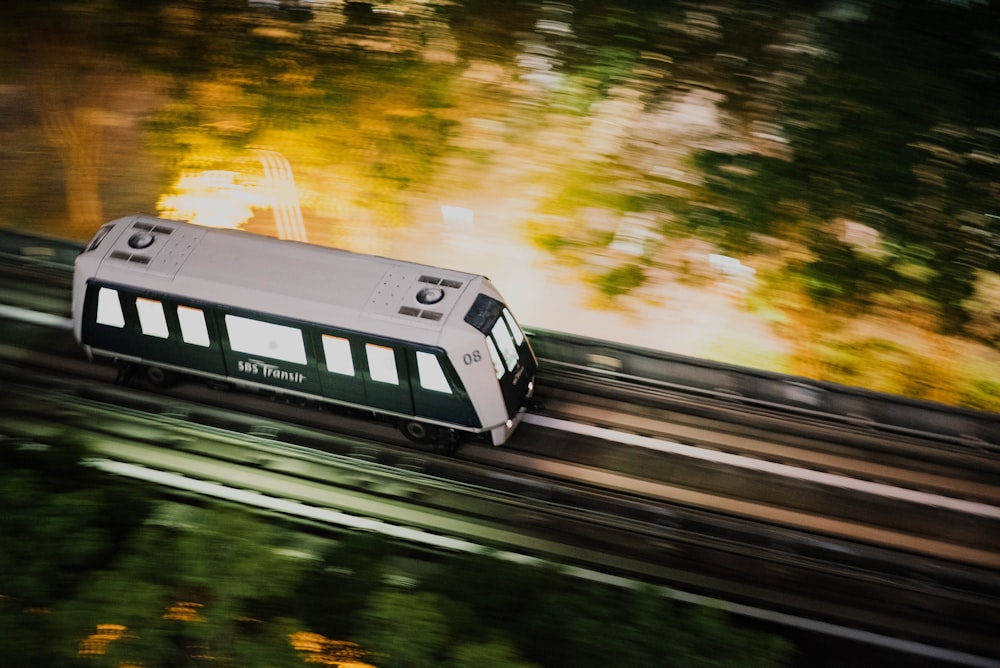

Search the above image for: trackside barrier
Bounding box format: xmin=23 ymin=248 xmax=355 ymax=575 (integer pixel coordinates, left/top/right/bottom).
xmin=0 ymin=227 xmax=84 ymax=268
xmin=526 ymin=328 xmax=1000 ymax=451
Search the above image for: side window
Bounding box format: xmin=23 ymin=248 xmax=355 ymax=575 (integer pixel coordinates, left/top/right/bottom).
xmin=225 ymin=314 xmax=306 ymax=364
xmin=136 ymin=297 xmax=169 ymax=339
xmin=491 ymin=319 xmax=519 ymax=371
xmin=366 ymin=343 xmax=399 ymax=385
xmin=502 ymin=308 xmax=525 ymax=345
xmin=96 ymin=287 xmax=125 ymax=328
xmin=177 ymin=306 xmax=210 ymax=347
xmin=416 ymin=351 xmax=452 ymax=394
xmin=322 ymin=335 xmax=355 ymax=375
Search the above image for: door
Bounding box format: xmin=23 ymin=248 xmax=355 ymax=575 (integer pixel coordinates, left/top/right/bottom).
xmin=361 ymin=341 xmax=413 ymax=415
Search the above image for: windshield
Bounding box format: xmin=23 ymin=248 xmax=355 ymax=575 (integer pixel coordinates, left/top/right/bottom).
xmin=464 ymin=293 xmax=504 ymax=334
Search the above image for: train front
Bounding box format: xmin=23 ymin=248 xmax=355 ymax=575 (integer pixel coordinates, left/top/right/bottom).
xmin=459 ymin=287 xmax=537 ymax=445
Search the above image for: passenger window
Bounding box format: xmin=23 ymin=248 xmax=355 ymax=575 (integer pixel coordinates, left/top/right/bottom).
xmin=136 ymin=298 xmax=169 ymax=339
xmin=366 ymin=343 xmax=399 ymax=385
xmin=485 ymin=338 xmax=505 ymax=379
xmin=416 ymin=351 xmax=452 ymax=394
xmin=322 ymin=335 xmax=355 ymax=376
xmin=225 ymin=314 xmax=306 ymax=364
xmin=491 ymin=319 xmax=519 ymax=371
xmin=96 ymin=287 xmax=125 ymax=328
xmin=177 ymin=305 xmax=210 ymax=347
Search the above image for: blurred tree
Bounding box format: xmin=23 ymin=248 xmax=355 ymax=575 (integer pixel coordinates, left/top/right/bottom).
xmin=358 ymin=589 xmax=450 ymax=668
xmin=676 ymin=605 xmax=793 ymax=668
xmin=781 ymin=9 xmax=924 ymax=226
xmin=425 ymin=552 xmax=554 ymax=635
xmin=0 ymin=469 xmax=109 ymax=667
xmin=430 ymin=552 xmax=791 ymax=668
xmin=446 ymin=638 xmax=540 ymax=668
xmin=0 ymin=1 xmax=161 ymax=236
xmin=56 ymin=504 xmax=307 ymax=667
xmin=687 ymin=151 xmax=799 ymax=253
xmin=964 ymin=271 xmax=1000 ymax=346
xmin=0 ymin=436 xmax=152 ymax=668
xmin=901 ymin=124 xmax=1000 ymax=332
xmin=140 ymin=2 xmax=463 ymax=243
xmin=779 ymin=0 xmax=1000 ymax=329
xmin=295 ymin=531 xmax=391 ymax=637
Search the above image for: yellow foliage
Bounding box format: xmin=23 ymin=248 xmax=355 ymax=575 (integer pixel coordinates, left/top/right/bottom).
xmin=289 ymin=631 xmax=377 ymax=667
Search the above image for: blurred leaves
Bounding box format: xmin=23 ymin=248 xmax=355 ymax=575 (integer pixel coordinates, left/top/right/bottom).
xmin=1 ymin=0 xmax=999 ymax=404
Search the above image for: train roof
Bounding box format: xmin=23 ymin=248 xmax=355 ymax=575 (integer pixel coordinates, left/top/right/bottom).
xmin=78 ymin=215 xmax=491 ymax=345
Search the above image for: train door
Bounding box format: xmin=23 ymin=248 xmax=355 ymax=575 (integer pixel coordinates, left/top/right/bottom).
xmin=360 ymin=341 xmax=413 ymax=415
xmin=314 ymin=331 xmax=367 ymax=405
xmin=169 ymin=302 xmax=226 ymax=376
xmin=133 ymin=297 xmax=226 ymax=376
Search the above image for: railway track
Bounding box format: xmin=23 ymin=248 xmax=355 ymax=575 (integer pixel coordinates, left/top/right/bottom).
xmin=1 ymin=335 xmax=999 ymax=663
xmin=2 ymin=236 xmax=999 ymax=664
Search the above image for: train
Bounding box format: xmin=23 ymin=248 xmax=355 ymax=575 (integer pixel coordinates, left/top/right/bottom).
xmin=72 ymin=215 xmax=537 ymax=448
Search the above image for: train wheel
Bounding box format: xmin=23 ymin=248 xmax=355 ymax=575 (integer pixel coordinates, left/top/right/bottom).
xmin=400 ymin=420 xmax=436 ymax=445
xmin=144 ymin=365 xmax=176 ymax=388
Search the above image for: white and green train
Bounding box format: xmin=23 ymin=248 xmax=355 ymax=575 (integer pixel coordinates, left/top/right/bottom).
xmin=72 ymin=215 xmax=536 ymax=447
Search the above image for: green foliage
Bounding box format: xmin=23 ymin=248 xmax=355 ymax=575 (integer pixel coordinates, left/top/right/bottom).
xmin=446 ymin=639 xmax=540 ymax=668
xmin=538 ymin=166 xmax=638 ymax=218
xmin=781 ymin=22 xmax=922 ymax=223
xmin=797 ymin=239 xmax=897 ymax=311
xmin=815 ymin=337 xmax=943 ymax=399
xmin=591 ymin=262 xmax=646 ymax=297
xmin=686 ymin=152 xmax=799 ymax=253
xmin=958 ymin=373 xmax=1000 ymax=414
xmin=296 ymin=532 xmax=391 ymax=636
xmin=0 ymin=438 xmax=153 ymax=667
xmin=0 ymin=440 xmax=151 ymax=606
xmin=359 ymin=589 xmax=450 ymax=668
xmin=927 ymin=247 xmax=977 ymax=333
xmin=421 ymin=553 xmax=792 ymax=668
xmin=56 ymin=504 xmax=307 ymax=668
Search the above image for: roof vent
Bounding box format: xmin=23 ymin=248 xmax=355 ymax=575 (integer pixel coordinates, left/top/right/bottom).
xmin=110 ymin=250 xmax=151 ymax=265
xmin=419 ymin=274 xmax=463 ymax=289
xmin=133 ymin=220 xmax=175 ymax=235
xmin=398 ymin=306 xmax=442 ymax=321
